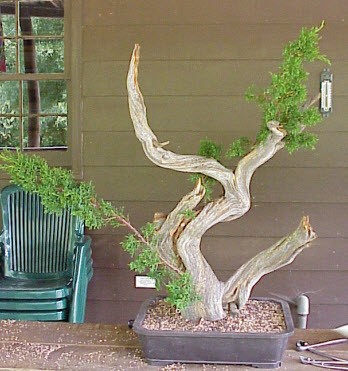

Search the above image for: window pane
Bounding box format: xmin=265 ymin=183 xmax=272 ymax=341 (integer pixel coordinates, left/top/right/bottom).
xmin=1 ymin=39 xmax=16 ymax=73
xmin=0 ymin=80 xmax=19 ymax=113
xmin=31 ymin=16 xmax=64 ymax=36
xmin=1 ymin=13 xmax=16 ymax=37
xmin=23 ymin=80 xmax=67 ymax=114
xmin=19 ymin=1 xmax=64 ymax=35
xmin=40 ymin=115 xmax=67 ymax=147
xmin=0 ymin=117 xmax=20 ymax=148
xmin=20 ymin=38 xmax=64 ymax=73
xmin=40 ymin=80 xmax=67 ymax=113
xmin=23 ymin=116 xmax=67 ymax=148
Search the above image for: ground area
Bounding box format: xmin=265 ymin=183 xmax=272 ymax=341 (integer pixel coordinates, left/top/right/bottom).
xmin=0 ymin=320 xmax=346 ymax=370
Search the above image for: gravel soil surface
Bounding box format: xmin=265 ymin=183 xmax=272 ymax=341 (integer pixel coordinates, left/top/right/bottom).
xmin=142 ymin=298 xmax=287 ymax=333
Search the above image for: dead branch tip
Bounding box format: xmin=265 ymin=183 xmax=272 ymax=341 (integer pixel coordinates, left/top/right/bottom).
xmin=301 ymin=216 xmax=317 ymax=240
xmin=194 ymin=177 xmax=206 ymax=198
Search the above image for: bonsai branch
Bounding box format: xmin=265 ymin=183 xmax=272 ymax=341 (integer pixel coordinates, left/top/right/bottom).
xmin=127 ymin=44 xmax=234 ymax=192
xmin=223 ymin=216 xmax=317 ymax=311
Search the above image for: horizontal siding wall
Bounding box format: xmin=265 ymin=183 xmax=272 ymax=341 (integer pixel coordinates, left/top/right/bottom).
xmin=82 ymin=0 xmax=348 ymax=328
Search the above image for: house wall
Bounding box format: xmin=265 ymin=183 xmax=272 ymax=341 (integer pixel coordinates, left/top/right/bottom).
xmin=82 ymin=0 xmax=348 ymax=328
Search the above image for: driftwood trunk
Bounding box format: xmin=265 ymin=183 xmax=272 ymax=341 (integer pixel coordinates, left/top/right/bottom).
xmin=127 ymin=45 xmax=317 ymax=321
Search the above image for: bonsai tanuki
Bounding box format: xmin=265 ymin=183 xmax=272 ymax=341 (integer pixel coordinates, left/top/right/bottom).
xmin=126 ymin=25 xmax=327 ymax=321
xmin=0 ymin=24 xmax=328 ymax=322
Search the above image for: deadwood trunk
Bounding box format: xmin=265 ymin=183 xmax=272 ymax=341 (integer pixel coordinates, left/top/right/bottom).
xmin=127 ymin=45 xmax=317 ymax=321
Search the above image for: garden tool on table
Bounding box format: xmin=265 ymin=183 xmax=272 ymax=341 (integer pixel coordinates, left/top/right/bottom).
xmin=296 ymin=338 xmax=348 ymax=370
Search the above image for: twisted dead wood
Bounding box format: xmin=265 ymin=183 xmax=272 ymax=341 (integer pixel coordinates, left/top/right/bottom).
xmin=127 ymin=44 xmax=317 ymax=320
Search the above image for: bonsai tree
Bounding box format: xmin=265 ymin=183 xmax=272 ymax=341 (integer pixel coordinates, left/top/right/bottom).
xmin=0 ymin=23 xmax=329 ymax=321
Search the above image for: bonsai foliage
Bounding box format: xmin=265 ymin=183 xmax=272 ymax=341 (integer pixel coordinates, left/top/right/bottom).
xmin=0 ymin=23 xmax=328 ymax=321
xmin=249 ymin=22 xmax=328 ymax=152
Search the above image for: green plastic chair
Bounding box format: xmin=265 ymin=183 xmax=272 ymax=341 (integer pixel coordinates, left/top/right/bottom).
xmin=0 ymin=184 xmax=93 ymax=323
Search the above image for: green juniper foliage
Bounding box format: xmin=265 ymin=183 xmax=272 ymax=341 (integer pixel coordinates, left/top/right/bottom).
xmin=0 ymin=150 xmax=198 ymax=311
xmin=198 ymin=138 xmax=222 ymax=161
xmin=180 ymin=209 xmax=196 ymax=220
xmin=246 ymin=21 xmax=330 ymax=153
xmin=165 ymin=272 xmax=200 ymax=311
xmin=225 ymin=137 xmax=251 ymax=159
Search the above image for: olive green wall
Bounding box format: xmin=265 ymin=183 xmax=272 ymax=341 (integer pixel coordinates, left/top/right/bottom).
xmin=81 ymin=0 xmax=348 ymax=327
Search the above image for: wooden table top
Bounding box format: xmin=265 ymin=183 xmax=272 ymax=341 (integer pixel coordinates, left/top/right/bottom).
xmin=0 ymin=320 xmax=346 ymax=370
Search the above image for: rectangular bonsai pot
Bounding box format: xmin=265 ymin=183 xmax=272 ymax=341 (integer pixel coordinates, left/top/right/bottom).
xmin=133 ymin=296 xmax=294 ymax=368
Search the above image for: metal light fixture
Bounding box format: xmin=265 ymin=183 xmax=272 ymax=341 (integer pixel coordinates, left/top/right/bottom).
xmin=320 ymin=68 xmax=333 ymax=117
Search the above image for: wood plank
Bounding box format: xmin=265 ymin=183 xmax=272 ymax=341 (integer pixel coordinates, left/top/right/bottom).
xmin=307 ymin=304 xmax=348 ymax=329
xmin=83 ymin=166 xmax=348 ymax=203
xmin=251 ymin=167 xmax=348 ymax=203
xmin=0 ymin=321 xmax=345 ymax=369
xmin=87 ymin=268 xmax=162 ymax=302
xmin=83 ymin=96 xmax=261 ymax=133
xmin=86 ymin=201 xmax=175 ymax=236
xmin=0 ymin=320 xmax=138 ymax=346
xmin=0 ymin=322 xmax=147 ymax=370
xmin=83 ymin=166 xmax=192 ymax=202
xmin=85 ymin=299 xmax=143 ymax=324
xmin=267 ymin=133 xmax=348 ymax=168
xmin=90 ymin=234 xmax=129 ymax=269
xmin=83 ymin=60 xmax=343 ymax=97
xmin=86 ymin=201 xmax=348 ymax=239
xmin=82 ymin=60 xmax=277 ymax=97
xmin=90 ymin=233 xmax=348 ymax=271
xmin=83 ymin=95 xmax=346 ymax=133
xmin=82 ymin=24 xmax=347 ymax=61
xmin=83 ymin=0 xmax=348 ymax=25
xmin=88 ymin=267 xmax=348 ymax=306
xmin=210 ymin=201 xmax=348 ymax=239
xmin=84 ymin=131 xmax=348 ymax=168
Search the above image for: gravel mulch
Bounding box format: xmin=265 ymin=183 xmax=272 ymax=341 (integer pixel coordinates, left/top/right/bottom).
xmin=142 ymin=298 xmax=287 ymax=333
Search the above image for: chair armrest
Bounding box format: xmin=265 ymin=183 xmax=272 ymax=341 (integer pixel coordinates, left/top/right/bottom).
xmin=69 ymin=236 xmax=93 ymax=323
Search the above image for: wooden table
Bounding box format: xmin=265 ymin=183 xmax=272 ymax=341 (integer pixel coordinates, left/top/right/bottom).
xmin=0 ymin=320 xmax=346 ymax=370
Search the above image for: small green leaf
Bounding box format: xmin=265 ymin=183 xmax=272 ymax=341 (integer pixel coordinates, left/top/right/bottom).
xmin=198 ymin=138 xmax=222 ymax=161
xmin=180 ymin=209 xmax=196 ymax=220
xmin=225 ymin=137 xmax=251 ymax=158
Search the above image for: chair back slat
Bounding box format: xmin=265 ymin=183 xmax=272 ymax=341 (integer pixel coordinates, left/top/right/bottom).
xmin=1 ymin=185 xmax=83 ymax=280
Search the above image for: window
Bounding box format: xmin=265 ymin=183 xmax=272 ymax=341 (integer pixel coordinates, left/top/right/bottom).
xmin=0 ymin=0 xmax=82 ymax=176
xmin=0 ymin=0 xmax=67 ymax=150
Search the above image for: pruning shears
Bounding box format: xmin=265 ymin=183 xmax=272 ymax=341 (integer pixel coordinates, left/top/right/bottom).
xmin=297 ymin=339 xmax=348 ymax=370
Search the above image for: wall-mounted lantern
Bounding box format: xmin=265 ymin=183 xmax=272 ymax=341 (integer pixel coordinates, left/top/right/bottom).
xmin=320 ymin=68 xmax=333 ymax=117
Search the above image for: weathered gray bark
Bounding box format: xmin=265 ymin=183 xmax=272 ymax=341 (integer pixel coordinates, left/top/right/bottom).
xmin=127 ymin=44 xmax=317 ymax=321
